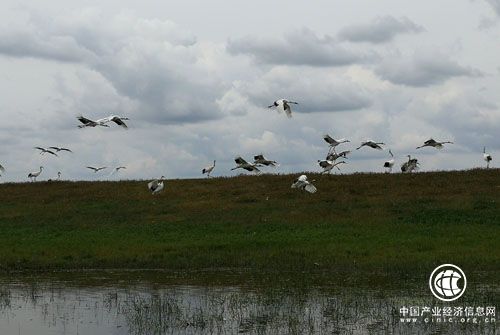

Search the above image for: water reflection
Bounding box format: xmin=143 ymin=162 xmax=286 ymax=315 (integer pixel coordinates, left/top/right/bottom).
xmin=0 ymin=272 xmax=497 ymax=334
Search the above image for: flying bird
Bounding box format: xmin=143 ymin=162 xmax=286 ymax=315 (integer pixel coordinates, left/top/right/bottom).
xmin=356 ymin=140 xmax=385 ymax=150
xmin=28 ymin=166 xmax=43 ymax=182
xmin=416 ymin=138 xmax=453 ymax=149
xmin=110 ymin=166 xmax=127 ymax=176
xmin=202 ymin=160 xmax=216 ymax=177
xmin=0 ymin=164 xmax=5 ymax=177
xmin=326 ymin=150 xmax=351 ymax=161
xmin=268 ymin=99 xmax=298 ymax=118
xmin=483 ymin=147 xmax=492 ymax=168
xmin=253 ymin=154 xmax=279 ymax=167
xmin=48 ymin=146 xmax=72 ymax=153
xmin=86 ymin=166 xmax=107 ymax=173
xmin=383 ymin=150 xmax=395 ymax=173
xmin=291 ymin=175 xmax=317 ymax=193
xmin=323 ymin=134 xmax=350 ymax=153
xmin=34 ymin=147 xmax=58 ymax=156
xmin=148 ymin=176 xmax=165 ymax=195
xmin=231 ymin=156 xmax=261 ymax=173
xmin=318 ymin=160 xmax=347 ymax=174
xmin=77 ymin=115 xmax=129 ymax=128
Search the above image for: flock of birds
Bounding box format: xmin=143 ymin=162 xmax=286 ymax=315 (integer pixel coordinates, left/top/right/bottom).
xmin=0 ymin=99 xmax=495 ymax=195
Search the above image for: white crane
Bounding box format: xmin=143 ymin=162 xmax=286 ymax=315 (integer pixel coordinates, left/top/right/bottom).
xmin=401 ymin=155 xmax=419 ymax=173
xmin=110 ymin=166 xmax=126 ymax=176
xmin=356 ymin=140 xmax=385 ymax=150
xmin=291 ymin=175 xmax=317 ymax=193
xmin=231 ymin=156 xmax=261 ymax=173
xmin=326 ymin=150 xmax=351 ymax=161
xmin=416 ymin=138 xmax=453 ymax=149
xmin=77 ymin=115 xmax=129 ymax=128
xmin=253 ymin=154 xmax=279 ymax=167
xmin=28 ymin=166 xmax=43 ymax=181
xmin=268 ymin=99 xmax=298 ymax=118
xmin=383 ymin=150 xmax=395 ymax=173
xmin=483 ymin=147 xmax=492 ymax=168
xmin=34 ymin=147 xmax=58 ymax=156
xmin=148 ymin=176 xmax=165 ymax=195
xmin=86 ymin=166 xmax=107 ymax=173
xmin=318 ymin=160 xmax=346 ymax=174
xmin=48 ymin=172 xmax=61 ymax=182
xmin=48 ymin=146 xmax=72 ymax=153
xmin=323 ymin=134 xmax=350 ymax=153
xmin=202 ymin=160 xmax=216 ymax=177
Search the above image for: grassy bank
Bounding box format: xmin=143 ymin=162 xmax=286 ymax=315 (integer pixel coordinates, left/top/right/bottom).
xmin=0 ymin=169 xmax=499 ymax=278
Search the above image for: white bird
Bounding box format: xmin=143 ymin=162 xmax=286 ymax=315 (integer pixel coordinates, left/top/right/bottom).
xmin=401 ymin=155 xmax=419 ymax=173
xmin=86 ymin=166 xmax=107 ymax=173
xmin=383 ymin=150 xmax=395 ymax=173
xmin=202 ymin=160 xmax=216 ymax=177
xmin=0 ymin=164 xmax=5 ymax=177
xmin=323 ymin=134 xmax=350 ymax=153
xmin=34 ymin=147 xmax=58 ymax=157
xmin=268 ymin=99 xmax=298 ymax=118
xmin=416 ymin=138 xmax=453 ymax=149
xmin=356 ymin=140 xmax=385 ymax=150
xmin=28 ymin=166 xmax=43 ymax=182
xmin=77 ymin=115 xmax=129 ymax=129
xmin=291 ymin=175 xmax=317 ymax=193
xmin=326 ymin=150 xmax=351 ymax=161
xmin=318 ymin=160 xmax=346 ymax=174
xmin=48 ymin=172 xmax=61 ymax=182
xmin=48 ymin=146 xmax=72 ymax=153
xmin=148 ymin=176 xmax=165 ymax=195
xmin=253 ymin=154 xmax=279 ymax=167
xmin=483 ymin=147 xmax=492 ymax=168
xmin=231 ymin=156 xmax=261 ymax=173
xmin=110 ymin=166 xmax=127 ymax=176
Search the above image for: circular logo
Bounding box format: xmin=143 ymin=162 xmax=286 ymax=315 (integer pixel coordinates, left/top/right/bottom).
xmin=429 ymin=264 xmax=467 ymax=301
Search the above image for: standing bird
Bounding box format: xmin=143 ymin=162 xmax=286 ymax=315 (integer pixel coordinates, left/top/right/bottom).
xmin=291 ymin=175 xmax=317 ymax=193
xmin=401 ymin=155 xmax=419 ymax=173
xmin=231 ymin=156 xmax=261 ymax=173
xmin=148 ymin=176 xmax=165 ymax=195
xmin=48 ymin=146 xmax=72 ymax=153
xmin=383 ymin=150 xmax=395 ymax=173
xmin=253 ymin=154 xmax=279 ymax=167
xmin=48 ymin=172 xmax=61 ymax=182
xmin=28 ymin=166 xmax=43 ymax=181
xmin=268 ymin=99 xmax=298 ymax=118
xmin=34 ymin=147 xmax=58 ymax=156
xmin=356 ymin=140 xmax=385 ymax=150
xmin=318 ymin=160 xmax=346 ymax=174
xmin=86 ymin=166 xmax=107 ymax=173
xmin=202 ymin=160 xmax=216 ymax=177
xmin=323 ymin=134 xmax=350 ymax=153
xmin=416 ymin=138 xmax=453 ymax=149
xmin=483 ymin=147 xmax=492 ymax=168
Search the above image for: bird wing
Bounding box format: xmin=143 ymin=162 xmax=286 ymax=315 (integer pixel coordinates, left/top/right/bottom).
xmin=34 ymin=147 xmax=45 ymax=151
xmin=46 ymin=150 xmax=58 ymax=156
xmin=86 ymin=166 xmax=96 ymax=171
xmin=148 ymin=180 xmax=158 ymax=191
xmin=0 ymin=165 xmax=4 ymax=173
xmin=318 ymin=160 xmax=330 ymax=168
xmin=304 ymin=184 xmax=317 ymax=194
xmin=424 ymin=139 xmax=436 ymax=145
xmin=60 ymin=148 xmax=73 ymax=152
xmin=77 ymin=116 xmax=95 ymax=125
xmin=234 ymin=156 xmax=248 ymax=165
xmin=254 ymin=154 xmax=264 ymax=161
xmin=111 ymin=117 xmax=128 ymax=128
xmin=323 ymin=134 xmax=335 ymax=145
xmin=48 ymin=146 xmax=60 ymax=151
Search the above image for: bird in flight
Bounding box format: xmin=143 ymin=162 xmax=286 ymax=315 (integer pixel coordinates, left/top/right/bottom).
xmin=77 ymin=115 xmax=129 ymax=129
xmin=231 ymin=156 xmax=261 ymax=173
xmin=318 ymin=160 xmax=346 ymax=174
xmin=86 ymin=166 xmax=107 ymax=173
xmin=323 ymin=134 xmax=350 ymax=153
xmin=202 ymin=160 xmax=216 ymax=178
xmin=34 ymin=147 xmax=58 ymax=156
xmin=48 ymin=146 xmax=72 ymax=153
xmin=356 ymin=140 xmax=385 ymax=150
xmin=268 ymin=99 xmax=298 ymax=118
xmin=416 ymin=138 xmax=453 ymax=149
xmin=253 ymin=154 xmax=279 ymax=167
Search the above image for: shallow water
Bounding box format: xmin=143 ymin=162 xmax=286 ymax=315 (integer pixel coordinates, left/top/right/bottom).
xmin=0 ymin=271 xmax=497 ymax=334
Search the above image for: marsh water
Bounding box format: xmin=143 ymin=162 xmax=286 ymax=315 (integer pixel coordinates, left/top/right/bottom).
xmin=0 ymin=271 xmax=497 ymax=335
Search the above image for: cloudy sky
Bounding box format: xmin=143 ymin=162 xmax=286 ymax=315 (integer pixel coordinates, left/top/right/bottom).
xmin=0 ymin=0 xmax=499 ymax=181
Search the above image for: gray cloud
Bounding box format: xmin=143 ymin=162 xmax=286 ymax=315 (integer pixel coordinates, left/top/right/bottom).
xmin=375 ymin=51 xmax=482 ymax=87
xmin=227 ymin=28 xmax=375 ymax=67
xmin=484 ymin=0 xmax=500 ymax=16
xmin=338 ymin=16 xmax=424 ymax=44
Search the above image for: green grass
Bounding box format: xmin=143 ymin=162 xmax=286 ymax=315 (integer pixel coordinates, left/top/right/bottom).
xmin=0 ymin=169 xmax=499 ymax=279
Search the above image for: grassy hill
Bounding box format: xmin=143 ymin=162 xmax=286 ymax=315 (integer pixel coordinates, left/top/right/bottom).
xmin=0 ymin=169 xmax=499 ymax=280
